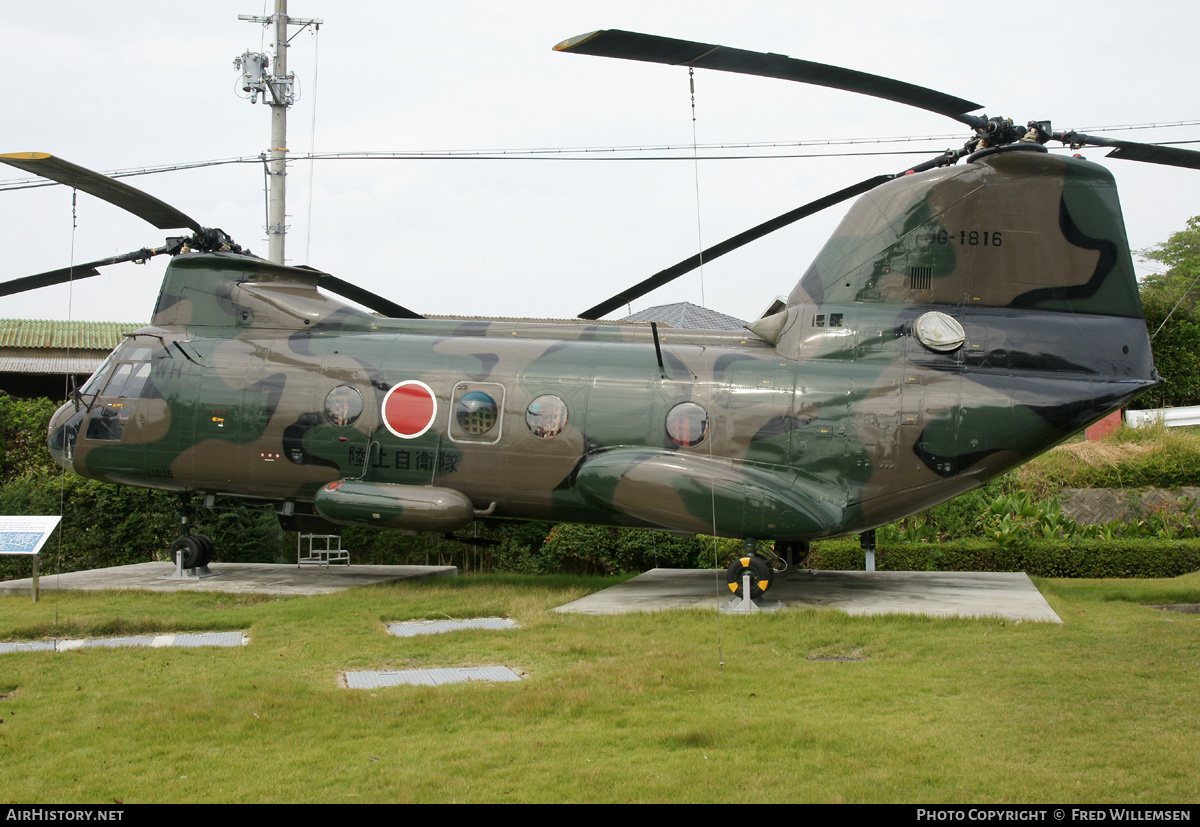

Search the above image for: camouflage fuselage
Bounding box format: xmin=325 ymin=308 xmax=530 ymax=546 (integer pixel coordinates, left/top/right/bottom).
xmin=49 ymin=147 xmax=1158 ymax=540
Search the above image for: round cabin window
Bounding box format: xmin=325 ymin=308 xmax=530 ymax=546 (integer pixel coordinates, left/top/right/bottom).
xmin=455 ymin=390 xmax=498 ymax=435
xmin=324 ymin=385 xmax=363 ymax=427
xmin=525 ymin=395 xmax=568 ymax=438
xmin=666 ymin=402 xmax=709 ymax=447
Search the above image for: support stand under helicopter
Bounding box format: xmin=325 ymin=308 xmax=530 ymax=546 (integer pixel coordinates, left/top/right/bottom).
xmin=724 ymin=537 xmax=807 ymax=601
xmin=162 ymin=497 xmax=220 ymax=580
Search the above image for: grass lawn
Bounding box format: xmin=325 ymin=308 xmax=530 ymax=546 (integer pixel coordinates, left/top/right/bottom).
xmin=1 ymin=571 xmax=1197 ymax=803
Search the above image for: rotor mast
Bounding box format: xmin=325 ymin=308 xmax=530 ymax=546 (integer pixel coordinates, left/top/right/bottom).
xmin=236 ymin=1 xmax=322 ymax=264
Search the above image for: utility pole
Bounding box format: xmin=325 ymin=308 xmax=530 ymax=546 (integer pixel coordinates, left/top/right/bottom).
xmin=235 ymin=1 xmax=322 ymax=264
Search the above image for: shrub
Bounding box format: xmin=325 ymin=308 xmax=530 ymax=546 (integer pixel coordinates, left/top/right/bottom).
xmin=539 ymin=525 xmax=742 ymax=575
xmin=0 ymin=392 xmax=59 ymax=480
xmin=807 ymin=537 xmax=1200 ymax=578
xmin=0 ymin=471 xmax=177 ymax=579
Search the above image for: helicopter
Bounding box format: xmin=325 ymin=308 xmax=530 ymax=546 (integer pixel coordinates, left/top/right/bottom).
xmin=3 ymin=29 xmax=1195 ymax=597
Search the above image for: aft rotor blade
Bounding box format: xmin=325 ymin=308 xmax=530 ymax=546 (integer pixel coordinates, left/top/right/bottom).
xmin=315 ymin=273 xmax=424 ymax=319
xmin=0 ymin=246 xmax=169 ymax=298
xmin=1055 ymin=133 xmax=1200 ymax=171
xmin=555 ymin=30 xmax=982 ymax=119
xmin=0 ymin=152 xmax=204 ymax=232
xmin=579 ymin=174 xmax=892 ymax=320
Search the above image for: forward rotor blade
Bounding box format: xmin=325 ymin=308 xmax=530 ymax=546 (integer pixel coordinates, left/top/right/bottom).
xmin=555 ymin=30 xmax=982 ymax=119
xmin=579 ymin=174 xmax=892 ymax=320
xmin=1056 ymin=133 xmax=1200 ymax=171
xmin=0 ymin=246 xmax=169 ymax=298
xmin=0 ymin=152 xmax=204 ymax=232
xmin=315 ymin=273 xmax=424 ymax=319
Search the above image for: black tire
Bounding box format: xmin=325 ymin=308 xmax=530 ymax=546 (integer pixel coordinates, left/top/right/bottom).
xmin=170 ymin=536 xmax=202 ymax=569
xmin=192 ymin=534 xmax=214 ymax=567
xmin=725 ymin=555 xmax=772 ymax=599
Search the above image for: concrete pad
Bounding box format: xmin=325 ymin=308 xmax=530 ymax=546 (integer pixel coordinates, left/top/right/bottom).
xmin=554 ymin=568 xmax=1062 ymax=623
xmin=0 ymin=562 xmax=456 ymax=597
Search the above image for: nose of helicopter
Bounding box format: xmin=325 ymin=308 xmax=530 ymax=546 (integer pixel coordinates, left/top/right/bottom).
xmin=47 ymin=400 xmax=83 ymax=473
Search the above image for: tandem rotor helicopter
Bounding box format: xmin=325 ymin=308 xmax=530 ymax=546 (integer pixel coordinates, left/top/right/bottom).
xmin=3 ymin=29 xmax=1198 ymax=597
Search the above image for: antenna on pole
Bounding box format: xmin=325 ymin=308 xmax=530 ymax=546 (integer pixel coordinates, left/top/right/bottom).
xmin=235 ymin=1 xmax=322 ymax=265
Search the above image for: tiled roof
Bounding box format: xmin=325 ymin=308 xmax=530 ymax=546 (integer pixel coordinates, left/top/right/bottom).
xmin=0 ymin=355 xmax=109 ymax=375
xmin=0 ymin=319 xmax=141 ymax=350
xmin=620 ymin=302 xmax=747 ymax=331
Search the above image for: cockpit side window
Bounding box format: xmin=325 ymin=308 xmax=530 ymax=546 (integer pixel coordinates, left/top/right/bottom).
xmin=101 ymin=364 xmax=134 ymax=398
xmin=94 ymin=346 xmax=159 ymax=400
xmin=119 ymin=363 xmax=152 ymax=399
xmin=80 ymin=352 xmax=117 ymax=397
xmin=81 ymin=342 xmax=162 ymax=441
xmin=85 ymin=405 xmax=127 ymax=441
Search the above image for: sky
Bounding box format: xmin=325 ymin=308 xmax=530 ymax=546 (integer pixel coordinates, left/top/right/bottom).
xmin=1 ymin=0 xmax=1197 ymax=324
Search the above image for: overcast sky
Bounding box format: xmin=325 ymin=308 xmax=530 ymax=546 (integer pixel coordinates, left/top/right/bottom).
xmin=2 ymin=0 xmax=1197 ymax=324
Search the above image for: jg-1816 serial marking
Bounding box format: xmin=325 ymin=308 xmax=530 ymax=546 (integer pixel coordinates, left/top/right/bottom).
xmin=926 ymin=230 xmax=1004 ymax=246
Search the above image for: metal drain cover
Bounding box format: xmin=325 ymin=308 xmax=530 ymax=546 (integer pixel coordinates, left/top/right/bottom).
xmin=344 ymin=666 xmax=522 ymax=689
xmin=386 ymin=617 xmax=518 ymax=637
xmin=0 ymin=631 xmax=248 ymax=654
xmin=1146 ymin=603 xmax=1200 ymax=614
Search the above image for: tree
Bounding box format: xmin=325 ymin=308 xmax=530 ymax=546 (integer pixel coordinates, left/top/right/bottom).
xmin=1137 ymin=216 xmax=1200 ymax=409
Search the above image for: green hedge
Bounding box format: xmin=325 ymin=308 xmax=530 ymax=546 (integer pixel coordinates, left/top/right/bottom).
xmin=336 ymin=522 xmax=744 ymax=576
xmin=0 ymin=392 xmax=59 ymax=480
xmin=808 ymin=538 xmax=1200 ymax=578
xmin=0 ymin=472 xmax=176 ymax=580
xmin=538 ymin=524 xmax=743 ymax=575
xmin=0 ymin=471 xmax=286 ymax=581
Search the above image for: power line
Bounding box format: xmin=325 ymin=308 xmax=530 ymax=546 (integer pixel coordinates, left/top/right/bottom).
xmin=1 ymin=125 xmax=1198 ymax=192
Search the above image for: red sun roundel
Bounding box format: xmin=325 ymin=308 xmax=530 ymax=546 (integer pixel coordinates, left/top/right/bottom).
xmin=381 ymin=380 xmax=437 ymax=439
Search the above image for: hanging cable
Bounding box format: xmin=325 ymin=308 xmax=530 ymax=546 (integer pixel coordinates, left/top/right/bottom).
xmin=52 ymin=190 xmax=82 ymax=646
xmin=685 ymin=67 xmax=725 ymax=672
xmin=1150 ymin=270 xmax=1200 ymax=340
xmin=690 ymin=68 xmax=707 ymax=310
xmin=260 ymin=154 xmax=271 ymax=246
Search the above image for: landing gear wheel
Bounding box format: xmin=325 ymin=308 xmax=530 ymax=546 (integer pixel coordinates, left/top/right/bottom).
xmin=192 ymin=534 xmax=214 ymax=567
xmin=170 ymin=536 xmax=203 ymax=569
xmin=726 ymin=555 xmax=772 ymax=599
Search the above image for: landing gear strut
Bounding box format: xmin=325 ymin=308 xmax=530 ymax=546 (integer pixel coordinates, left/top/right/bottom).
xmin=164 ymin=497 xmax=218 ymax=579
xmin=775 ymin=539 xmax=811 ymax=569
